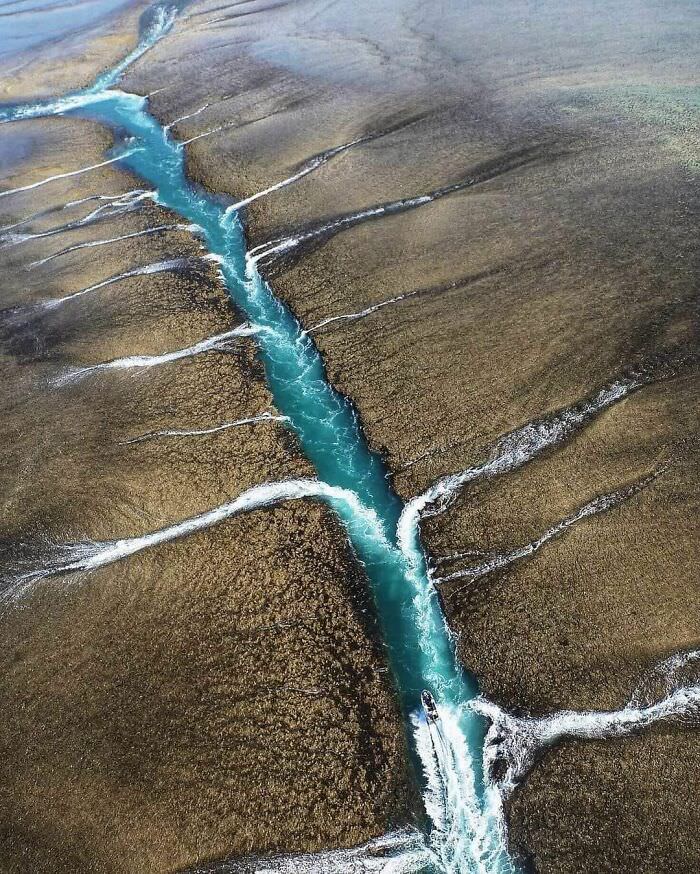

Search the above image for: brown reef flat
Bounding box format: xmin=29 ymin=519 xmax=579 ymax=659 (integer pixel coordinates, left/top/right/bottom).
xmin=0 ymin=92 xmax=410 ymax=871
xmin=120 ymin=0 xmax=699 ymax=870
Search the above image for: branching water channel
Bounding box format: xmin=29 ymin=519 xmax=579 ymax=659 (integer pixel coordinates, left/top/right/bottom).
xmin=0 ymin=5 xmax=516 ymax=872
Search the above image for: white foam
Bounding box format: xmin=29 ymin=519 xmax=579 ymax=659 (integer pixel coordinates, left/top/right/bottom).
xmin=229 ymin=828 xmax=433 ymax=873
xmin=473 ymin=655 xmax=700 ymax=798
xmin=42 ymin=256 xmax=193 ymax=309
xmin=0 ymin=152 xmax=136 ymax=199
xmin=7 ymin=479 xmax=389 ymax=602
xmin=630 ymin=649 xmax=700 ymax=707
xmin=411 ymin=706 xmax=516 ymax=874
xmin=120 ymin=412 xmax=289 ymax=443
xmin=309 ymin=291 xmax=417 ymax=332
xmin=0 ymin=190 xmax=148 ymax=235
xmin=29 ymin=223 xmax=194 ymax=267
xmin=224 ymin=137 xmax=365 ymax=217
xmin=181 ymin=121 xmax=237 ymax=146
xmin=397 ymin=378 xmax=639 ymax=564
xmin=247 ymin=195 xmax=432 ymax=268
xmin=438 ymin=466 xmax=664 ymax=586
xmin=165 ymin=102 xmax=212 ymax=131
xmin=53 ymin=324 xmax=260 ymax=385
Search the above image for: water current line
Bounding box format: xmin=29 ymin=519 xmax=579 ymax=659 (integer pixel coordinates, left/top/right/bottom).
xmin=0 ymin=6 xmax=516 ymax=872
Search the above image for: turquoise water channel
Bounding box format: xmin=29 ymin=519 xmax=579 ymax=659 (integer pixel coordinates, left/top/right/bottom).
xmin=0 ymin=6 xmax=517 ymax=871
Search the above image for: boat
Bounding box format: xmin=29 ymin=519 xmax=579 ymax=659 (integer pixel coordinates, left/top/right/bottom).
xmin=421 ymin=690 xmax=439 ymax=722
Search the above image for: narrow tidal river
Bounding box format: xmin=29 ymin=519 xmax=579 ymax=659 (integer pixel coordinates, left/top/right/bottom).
xmin=0 ymin=6 xmax=518 ymax=872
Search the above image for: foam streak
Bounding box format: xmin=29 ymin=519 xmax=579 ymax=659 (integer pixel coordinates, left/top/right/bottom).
xmin=474 ymin=654 xmax=700 ymax=797
xmin=309 ymin=291 xmax=417 ymax=332
xmin=0 ymin=190 xmax=146 ymax=234
xmin=120 ymin=412 xmax=288 ymax=443
xmin=42 ymin=256 xmax=195 ymax=309
xmin=53 ymin=324 xmax=259 ymax=385
xmin=6 ymin=479 xmax=387 ymax=602
xmin=0 ymin=154 xmax=134 ymax=199
xmin=183 ymin=828 xmax=433 ymax=873
xmin=439 ymin=467 xmax=665 ymax=589
xmin=397 ymin=378 xmax=640 ymax=560
xmin=29 ymin=223 xmax=196 ymax=267
xmin=224 ymin=136 xmax=366 ymax=216
xmin=248 ymin=148 xmax=541 ymax=269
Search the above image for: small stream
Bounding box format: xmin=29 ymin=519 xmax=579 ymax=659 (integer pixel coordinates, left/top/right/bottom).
xmin=0 ymin=6 xmax=517 ymax=872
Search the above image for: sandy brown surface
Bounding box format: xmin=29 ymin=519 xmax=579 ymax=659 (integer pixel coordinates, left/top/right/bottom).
xmin=509 ymin=731 xmax=700 ymax=874
xmin=433 ymin=374 xmax=700 ymax=713
xmin=0 ymin=112 xmax=412 ymax=872
xmin=117 ymin=1 xmax=700 ymax=870
xmin=1 ymin=508 xmax=409 ymax=873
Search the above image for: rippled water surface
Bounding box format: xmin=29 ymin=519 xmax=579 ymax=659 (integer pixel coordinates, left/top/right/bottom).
xmin=0 ymin=0 xmax=135 ymax=60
